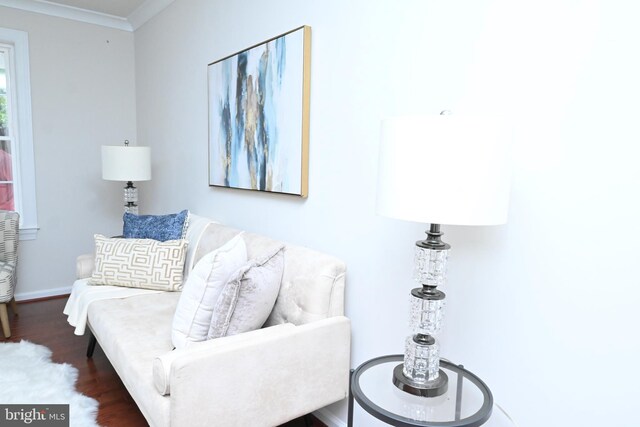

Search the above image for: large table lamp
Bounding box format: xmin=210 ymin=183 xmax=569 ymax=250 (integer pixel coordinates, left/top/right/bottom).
xmin=102 ymin=140 xmax=151 ymax=215
xmin=376 ymin=113 xmax=511 ymax=397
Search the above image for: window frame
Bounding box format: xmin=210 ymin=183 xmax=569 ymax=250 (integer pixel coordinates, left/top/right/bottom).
xmin=0 ymin=28 xmax=38 ymax=240
xmin=1 ymin=44 xmax=21 ymax=222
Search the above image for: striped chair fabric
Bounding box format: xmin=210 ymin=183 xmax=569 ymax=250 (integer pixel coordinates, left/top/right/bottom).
xmin=0 ymin=210 xmax=19 ymax=337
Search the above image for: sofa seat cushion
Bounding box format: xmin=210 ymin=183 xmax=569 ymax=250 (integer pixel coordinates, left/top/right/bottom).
xmin=88 ymin=292 xmax=180 ymax=427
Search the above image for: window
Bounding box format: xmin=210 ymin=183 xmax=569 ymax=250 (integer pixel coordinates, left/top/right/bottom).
xmin=0 ymin=47 xmax=18 ymax=211
xmin=0 ymin=28 xmax=37 ymax=240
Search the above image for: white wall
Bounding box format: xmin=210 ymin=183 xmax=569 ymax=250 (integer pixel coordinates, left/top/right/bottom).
xmin=135 ymin=0 xmax=640 ymax=426
xmin=0 ymin=7 xmax=137 ymax=298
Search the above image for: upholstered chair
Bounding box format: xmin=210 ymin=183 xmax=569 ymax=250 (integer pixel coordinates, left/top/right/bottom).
xmin=0 ymin=210 xmax=19 ymax=338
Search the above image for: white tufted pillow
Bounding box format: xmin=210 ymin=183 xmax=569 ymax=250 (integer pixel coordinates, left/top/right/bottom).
xmin=207 ymin=246 xmax=284 ymax=339
xmin=171 ymin=233 xmax=246 ymax=349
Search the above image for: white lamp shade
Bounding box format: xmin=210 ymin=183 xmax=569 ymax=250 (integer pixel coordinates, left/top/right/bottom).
xmin=101 ymin=146 xmax=152 ymax=182
xmin=377 ymin=115 xmax=511 ymax=226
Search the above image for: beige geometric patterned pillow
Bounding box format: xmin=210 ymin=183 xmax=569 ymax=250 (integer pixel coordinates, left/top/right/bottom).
xmin=89 ymin=234 xmax=188 ymax=291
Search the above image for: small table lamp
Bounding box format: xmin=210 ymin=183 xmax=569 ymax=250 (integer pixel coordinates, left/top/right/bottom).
xmin=377 ymin=112 xmax=511 ymax=397
xmin=101 ymin=140 xmax=151 ymax=215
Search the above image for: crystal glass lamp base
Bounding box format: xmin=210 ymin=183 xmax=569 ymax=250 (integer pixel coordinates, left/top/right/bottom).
xmin=123 ymin=181 xmax=139 ymax=215
xmin=394 ymin=334 xmax=448 ymax=397
xmin=410 ymin=289 xmax=445 ymax=335
xmin=394 ymin=226 xmax=452 ymax=398
xmin=403 ymin=335 xmax=440 ymax=382
xmin=392 ymin=364 xmax=448 ymax=397
xmin=414 ymin=246 xmax=449 ymax=286
xmin=124 ymin=185 xmax=138 ymax=203
xmin=124 ymin=204 xmax=138 ymax=215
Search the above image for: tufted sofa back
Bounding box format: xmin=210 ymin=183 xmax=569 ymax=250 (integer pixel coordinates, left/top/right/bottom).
xmin=192 ymin=223 xmax=346 ymax=326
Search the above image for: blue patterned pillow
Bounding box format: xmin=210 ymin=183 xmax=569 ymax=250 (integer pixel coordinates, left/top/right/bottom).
xmin=123 ymin=210 xmax=189 ymax=242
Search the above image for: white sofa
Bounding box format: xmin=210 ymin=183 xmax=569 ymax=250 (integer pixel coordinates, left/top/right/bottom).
xmin=73 ymin=221 xmax=351 ymax=427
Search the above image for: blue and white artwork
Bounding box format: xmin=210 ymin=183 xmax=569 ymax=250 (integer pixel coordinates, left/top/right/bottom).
xmin=208 ymin=26 xmax=309 ymax=196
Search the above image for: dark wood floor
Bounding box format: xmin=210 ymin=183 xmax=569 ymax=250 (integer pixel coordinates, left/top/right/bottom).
xmin=2 ymin=297 xmax=325 ymax=427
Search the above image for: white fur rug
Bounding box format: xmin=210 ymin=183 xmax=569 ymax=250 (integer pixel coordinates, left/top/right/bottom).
xmin=0 ymin=340 xmax=100 ymax=427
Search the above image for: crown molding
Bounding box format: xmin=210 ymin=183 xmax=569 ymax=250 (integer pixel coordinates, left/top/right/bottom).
xmin=128 ymin=0 xmax=174 ymax=31
xmin=0 ymin=0 xmax=175 ymax=32
xmin=0 ymin=0 xmax=132 ymax=30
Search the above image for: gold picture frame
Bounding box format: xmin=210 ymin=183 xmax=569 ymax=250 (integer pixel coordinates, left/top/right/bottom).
xmin=208 ymin=25 xmax=311 ymax=197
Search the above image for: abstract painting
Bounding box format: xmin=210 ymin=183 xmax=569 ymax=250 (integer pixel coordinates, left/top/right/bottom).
xmin=208 ymin=26 xmax=310 ymax=197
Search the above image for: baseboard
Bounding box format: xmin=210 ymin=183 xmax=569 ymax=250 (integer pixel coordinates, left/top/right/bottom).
xmin=15 ymin=286 xmax=72 ymax=302
xmin=313 ymin=408 xmax=346 ymax=427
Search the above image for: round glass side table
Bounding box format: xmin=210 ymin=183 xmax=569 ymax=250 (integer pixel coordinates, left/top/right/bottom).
xmin=348 ymin=355 xmax=513 ymax=427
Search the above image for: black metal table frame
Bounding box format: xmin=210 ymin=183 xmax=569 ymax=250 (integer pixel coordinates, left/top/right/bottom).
xmin=348 ymin=355 xmax=493 ymax=427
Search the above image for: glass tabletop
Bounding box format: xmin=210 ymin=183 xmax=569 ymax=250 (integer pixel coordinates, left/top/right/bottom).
xmin=352 ymin=355 xmax=494 ymax=427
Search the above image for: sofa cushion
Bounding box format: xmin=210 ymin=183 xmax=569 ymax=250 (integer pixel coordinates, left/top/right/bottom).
xmin=89 ymin=235 xmax=187 ymax=291
xmin=208 ymin=246 xmax=284 ymax=339
xmin=87 ymin=292 xmax=179 ymax=427
xmin=171 ymin=234 xmax=247 ymax=349
xmin=123 ymin=209 xmax=189 ymax=242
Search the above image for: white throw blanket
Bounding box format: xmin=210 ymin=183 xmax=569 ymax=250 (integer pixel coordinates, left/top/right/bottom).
xmin=64 ymin=279 xmax=162 ymax=335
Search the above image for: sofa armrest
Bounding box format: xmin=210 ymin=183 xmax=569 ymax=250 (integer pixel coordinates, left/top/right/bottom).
xmin=168 ymin=316 xmax=351 ymax=427
xmin=153 ymin=323 xmax=297 ymax=395
xmin=76 ymin=254 xmax=94 ymax=279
